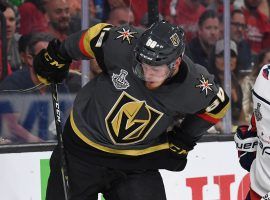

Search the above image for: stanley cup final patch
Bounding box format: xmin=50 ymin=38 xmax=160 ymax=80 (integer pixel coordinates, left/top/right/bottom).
xmin=112 ymin=69 xmax=130 ymax=90
xmin=254 ymin=103 xmax=262 ymax=121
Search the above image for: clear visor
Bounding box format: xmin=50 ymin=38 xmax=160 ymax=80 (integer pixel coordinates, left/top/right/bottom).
xmin=133 ymin=60 xmax=175 ymax=82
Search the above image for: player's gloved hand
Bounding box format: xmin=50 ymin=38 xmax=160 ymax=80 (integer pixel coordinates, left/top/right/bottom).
xmin=167 ymin=127 xmax=194 ymax=157
xmin=33 ymin=39 xmax=72 ymax=84
xmin=234 ymin=125 xmax=257 ymax=171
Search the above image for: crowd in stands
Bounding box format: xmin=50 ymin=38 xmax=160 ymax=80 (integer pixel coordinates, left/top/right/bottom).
xmin=0 ymin=0 xmax=270 ymax=143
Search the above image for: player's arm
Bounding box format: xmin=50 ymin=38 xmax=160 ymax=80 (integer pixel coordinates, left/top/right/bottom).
xmin=168 ymin=87 xmax=230 ymax=153
xmin=234 ymin=114 xmax=257 ymax=171
xmin=33 ymin=23 xmax=112 ymax=84
xmin=61 ymin=23 xmax=112 ymax=62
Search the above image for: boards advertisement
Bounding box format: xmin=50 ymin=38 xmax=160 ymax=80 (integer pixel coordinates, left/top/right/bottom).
xmin=0 ymin=141 xmax=250 ymax=200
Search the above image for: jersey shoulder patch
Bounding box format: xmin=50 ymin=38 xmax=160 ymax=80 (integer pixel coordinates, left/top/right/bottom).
xmin=187 ymin=60 xmax=218 ymax=99
xmin=114 ymin=27 xmax=139 ymax=44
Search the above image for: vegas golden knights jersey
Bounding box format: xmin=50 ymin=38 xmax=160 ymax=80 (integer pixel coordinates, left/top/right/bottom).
xmin=61 ymin=23 xmax=230 ymax=171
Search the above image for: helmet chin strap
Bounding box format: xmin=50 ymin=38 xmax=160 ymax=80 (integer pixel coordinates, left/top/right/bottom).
xmin=167 ymin=56 xmax=181 ymax=79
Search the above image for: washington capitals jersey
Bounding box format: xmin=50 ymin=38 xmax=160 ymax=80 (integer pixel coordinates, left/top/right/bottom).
xmin=250 ymin=64 xmax=270 ymax=196
xmin=61 ymin=23 xmax=230 ymax=170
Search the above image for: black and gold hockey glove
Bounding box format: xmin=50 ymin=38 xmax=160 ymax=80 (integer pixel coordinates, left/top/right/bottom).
xmin=33 ymin=39 xmax=72 ymax=84
xmin=168 ymin=127 xmax=194 ymax=157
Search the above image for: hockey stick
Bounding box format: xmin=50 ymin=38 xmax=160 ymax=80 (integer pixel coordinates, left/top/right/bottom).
xmin=50 ymin=83 xmax=69 ymax=200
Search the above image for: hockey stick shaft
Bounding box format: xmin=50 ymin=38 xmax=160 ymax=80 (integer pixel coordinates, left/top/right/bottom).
xmin=50 ymin=83 xmax=69 ymax=200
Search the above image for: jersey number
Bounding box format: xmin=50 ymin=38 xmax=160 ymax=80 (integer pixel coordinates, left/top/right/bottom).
xmin=146 ymin=38 xmax=157 ymax=48
xmin=206 ymin=87 xmax=226 ymax=113
xmin=95 ymin=27 xmax=111 ymax=47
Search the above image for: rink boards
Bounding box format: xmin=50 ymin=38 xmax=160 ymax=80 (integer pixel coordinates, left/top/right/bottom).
xmin=0 ymin=141 xmax=250 ymax=200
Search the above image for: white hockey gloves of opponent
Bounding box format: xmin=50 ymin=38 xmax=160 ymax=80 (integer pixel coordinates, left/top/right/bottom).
xmin=234 ymin=124 xmax=258 ymax=171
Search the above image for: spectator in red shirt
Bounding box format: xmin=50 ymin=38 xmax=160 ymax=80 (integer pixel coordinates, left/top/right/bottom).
xmin=242 ymin=0 xmax=270 ymax=54
xmin=68 ymin=0 xmax=101 ymax=34
xmin=18 ymin=0 xmax=48 ymax=35
xmin=167 ymin=0 xmax=206 ymax=42
xmin=206 ymin=0 xmax=235 ymax=16
xmin=106 ymin=6 xmax=134 ymax=26
xmin=122 ymin=0 xmax=170 ymax=26
xmin=46 ymin=0 xmax=81 ymax=71
xmin=45 ymin=0 xmax=71 ymax=41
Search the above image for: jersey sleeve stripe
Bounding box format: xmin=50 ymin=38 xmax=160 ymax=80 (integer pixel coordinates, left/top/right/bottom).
xmin=79 ymin=31 xmax=93 ymax=58
xmin=79 ymin=23 xmax=110 ymax=58
xmin=196 ymin=113 xmax=220 ymax=124
xmin=197 ymin=101 xmax=230 ymax=123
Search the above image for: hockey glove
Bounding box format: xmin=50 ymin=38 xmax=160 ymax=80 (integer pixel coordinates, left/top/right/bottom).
xmin=168 ymin=127 xmax=194 ymax=157
xmin=234 ymin=125 xmax=257 ymax=171
xmin=33 ymin=39 xmax=72 ymax=84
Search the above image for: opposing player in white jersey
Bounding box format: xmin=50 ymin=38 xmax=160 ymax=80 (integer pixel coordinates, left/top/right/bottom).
xmin=235 ymin=64 xmax=270 ymax=200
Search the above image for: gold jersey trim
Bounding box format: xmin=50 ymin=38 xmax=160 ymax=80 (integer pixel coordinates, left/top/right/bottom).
xmin=81 ymin=23 xmax=111 ymax=57
xmin=70 ymin=110 xmax=170 ymax=156
xmin=204 ymin=101 xmax=230 ymax=120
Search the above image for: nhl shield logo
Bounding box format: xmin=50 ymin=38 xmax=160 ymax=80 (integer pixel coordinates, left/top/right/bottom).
xmin=170 ymin=33 xmax=180 ymax=46
xmin=112 ymin=69 xmax=130 ymax=90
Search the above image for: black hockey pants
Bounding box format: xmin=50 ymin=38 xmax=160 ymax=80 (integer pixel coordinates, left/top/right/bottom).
xmin=46 ymin=146 xmax=167 ymax=200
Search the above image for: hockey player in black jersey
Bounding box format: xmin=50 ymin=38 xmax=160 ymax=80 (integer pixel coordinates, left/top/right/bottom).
xmin=34 ymin=21 xmax=230 ymax=200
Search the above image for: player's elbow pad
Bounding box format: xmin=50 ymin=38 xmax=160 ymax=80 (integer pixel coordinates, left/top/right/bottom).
xmin=168 ymin=127 xmax=195 ymax=157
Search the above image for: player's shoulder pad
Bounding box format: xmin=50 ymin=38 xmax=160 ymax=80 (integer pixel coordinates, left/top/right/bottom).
xmin=108 ymin=24 xmax=144 ymax=45
xmin=183 ymin=55 xmax=218 ymax=99
xmin=183 ymin=56 xmax=230 ymax=123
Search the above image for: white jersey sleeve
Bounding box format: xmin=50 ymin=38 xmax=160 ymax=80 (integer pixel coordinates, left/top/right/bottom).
xmin=250 ymin=64 xmax=270 ymax=196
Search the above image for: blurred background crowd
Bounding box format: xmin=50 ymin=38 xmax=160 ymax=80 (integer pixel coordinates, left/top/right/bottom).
xmin=0 ymin=0 xmax=270 ymax=144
